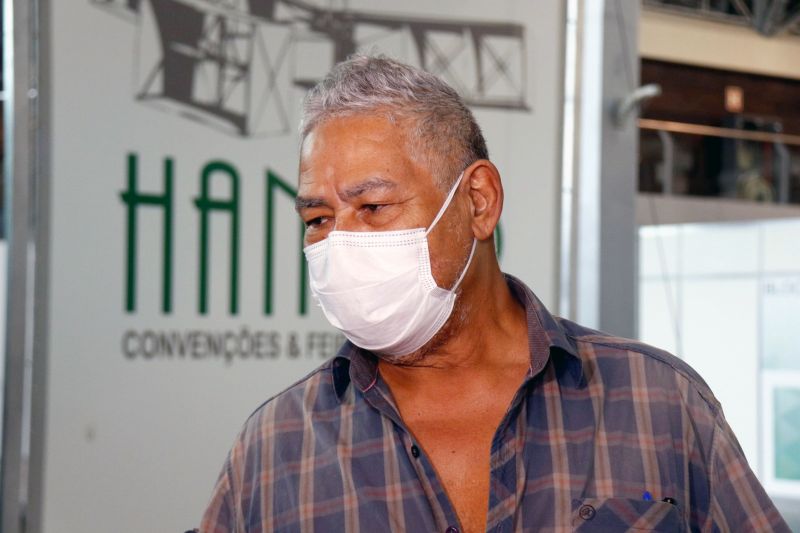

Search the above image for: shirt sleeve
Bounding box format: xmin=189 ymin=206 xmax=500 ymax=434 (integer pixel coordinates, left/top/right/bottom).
xmin=198 ymin=455 xmax=240 ymax=533
xmin=708 ymin=413 xmax=791 ymax=532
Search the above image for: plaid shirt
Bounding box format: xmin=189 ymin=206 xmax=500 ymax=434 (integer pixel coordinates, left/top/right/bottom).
xmin=198 ymin=275 xmax=789 ymax=532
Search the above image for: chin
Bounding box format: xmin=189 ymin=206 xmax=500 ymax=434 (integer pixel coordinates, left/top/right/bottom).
xmin=376 ymin=294 xmax=471 ymax=367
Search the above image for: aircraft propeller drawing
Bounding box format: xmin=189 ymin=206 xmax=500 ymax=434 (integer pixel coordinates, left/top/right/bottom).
xmin=92 ymin=0 xmax=529 ymax=136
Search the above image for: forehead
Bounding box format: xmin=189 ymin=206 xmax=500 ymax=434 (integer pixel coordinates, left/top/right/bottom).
xmin=301 ymin=114 xmax=408 ymax=167
xmin=298 ymin=113 xmax=438 ymax=204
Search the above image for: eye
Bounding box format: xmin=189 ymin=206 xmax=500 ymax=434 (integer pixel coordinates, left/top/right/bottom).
xmin=361 ymin=203 xmax=384 ymax=213
xmin=305 ymin=216 xmax=330 ymax=228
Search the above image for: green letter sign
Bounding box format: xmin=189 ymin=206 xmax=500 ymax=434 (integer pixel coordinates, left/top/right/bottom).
xmin=195 ymin=161 xmax=240 ymax=315
xmin=120 ymin=153 xmax=174 ymax=313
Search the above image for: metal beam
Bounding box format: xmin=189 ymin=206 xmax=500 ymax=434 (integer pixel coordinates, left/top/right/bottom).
xmin=732 ymin=0 xmax=754 ymax=20
xmin=646 ymin=0 xmax=800 ymax=36
xmin=773 ymin=3 xmax=800 ymax=34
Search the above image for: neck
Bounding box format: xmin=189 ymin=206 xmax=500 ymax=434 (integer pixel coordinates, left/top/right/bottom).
xmin=377 ymin=255 xmax=530 ymax=390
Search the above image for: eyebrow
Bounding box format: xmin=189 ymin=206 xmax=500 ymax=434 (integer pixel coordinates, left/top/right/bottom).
xmin=294 ymin=177 xmax=398 ymax=212
xmin=340 ymin=177 xmax=397 ymax=201
xmin=294 ymin=196 xmax=328 ymax=212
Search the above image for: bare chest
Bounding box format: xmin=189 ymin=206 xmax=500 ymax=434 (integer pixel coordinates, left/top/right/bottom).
xmin=404 ymin=410 xmax=508 ymax=533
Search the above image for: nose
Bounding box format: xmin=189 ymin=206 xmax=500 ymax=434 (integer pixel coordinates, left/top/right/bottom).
xmin=330 ymin=209 xmax=370 ymax=233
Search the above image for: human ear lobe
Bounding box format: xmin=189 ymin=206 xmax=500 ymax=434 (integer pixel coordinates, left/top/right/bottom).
xmin=465 ymin=161 xmax=503 ymax=241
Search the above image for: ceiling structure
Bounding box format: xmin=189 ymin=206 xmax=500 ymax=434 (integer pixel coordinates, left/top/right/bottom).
xmin=644 ymin=0 xmax=800 ymax=36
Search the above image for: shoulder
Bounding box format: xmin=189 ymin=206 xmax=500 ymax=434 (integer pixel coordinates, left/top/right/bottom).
xmin=202 ymin=359 xmax=343 ymax=528
xmin=556 ymin=317 xmax=722 ymax=415
xmin=236 ymin=358 xmax=341 ymax=442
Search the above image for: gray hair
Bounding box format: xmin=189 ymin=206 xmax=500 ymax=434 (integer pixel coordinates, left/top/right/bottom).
xmin=300 ymin=54 xmax=489 ymax=189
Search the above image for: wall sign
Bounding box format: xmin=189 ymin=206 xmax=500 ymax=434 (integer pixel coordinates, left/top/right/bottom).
xmin=39 ymin=1 xmax=564 ymax=530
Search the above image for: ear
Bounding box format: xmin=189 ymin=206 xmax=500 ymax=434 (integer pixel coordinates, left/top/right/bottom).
xmin=463 ymin=160 xmax=503 ymax=241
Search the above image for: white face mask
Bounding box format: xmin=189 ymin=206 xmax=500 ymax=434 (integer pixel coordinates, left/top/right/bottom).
xmin=303 ymin=172 xmax=477 ymax=357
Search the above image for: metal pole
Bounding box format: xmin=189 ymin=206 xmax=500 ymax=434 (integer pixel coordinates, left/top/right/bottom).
xmin=1 ymin=0 xmax=38 ymax=531
xmin=657 ymin=129 xmax=674 ymax=195
xmin=559 ymin=0 xmax=580 ymax=320
xmin=568 ymin=0 xmax=640 ymax=338
xmin=598 ymin=0 xmax=640 ymax=339
xmin=572 ymin=0 xmax=604 ymax=330
xmin=27 ymin=0 xmax=50 ymax=530
xmin=775 ymin=142 xmax=790 ymax=204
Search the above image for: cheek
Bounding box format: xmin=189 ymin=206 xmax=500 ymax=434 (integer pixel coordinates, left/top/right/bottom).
xmin=427 ymin=223 xmax=472 ymax=289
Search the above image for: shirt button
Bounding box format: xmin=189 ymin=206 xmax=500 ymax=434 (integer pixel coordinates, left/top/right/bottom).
xmin=410 ymin=445 xmax=420 ymax=458
xmin=578 ymin=504 xmax=596 ymax=520
xmin=445 ymin=527 xmax=459 ymax=533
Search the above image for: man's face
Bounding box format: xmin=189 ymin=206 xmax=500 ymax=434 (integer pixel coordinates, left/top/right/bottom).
xmin=297 ymin=113 xmax=473 ymax=290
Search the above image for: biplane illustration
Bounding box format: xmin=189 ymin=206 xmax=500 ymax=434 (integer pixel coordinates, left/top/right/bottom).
xmin=92 ymin=0 xmax=529 ymax=136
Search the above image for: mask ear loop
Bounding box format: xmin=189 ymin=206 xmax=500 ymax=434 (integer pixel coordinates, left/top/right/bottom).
xmin=451 ymin=238 xmax=477 ymax=291
xmin=425 ymin=171 xmax=466 ymax=236
xmin=423 ymin=170 xmax=476 ymax=291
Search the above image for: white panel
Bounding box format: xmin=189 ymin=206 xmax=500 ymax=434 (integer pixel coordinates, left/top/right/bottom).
xmin=639 ymin=225 xmax=680 ymax=279
xmin=763 ymin=219 xmax=800 ymax=273
xmin=680 ymin=222 xmax=760 ymax=276
xmin=681 ymin=278 xmax=760 ymax=469
xmin=638 ymin=279 xmax=680 ymax=356
xmin=640 ymin=217 xmax=800 ymax=490
xmin=762 ymin=275 xmax=800 ymax=371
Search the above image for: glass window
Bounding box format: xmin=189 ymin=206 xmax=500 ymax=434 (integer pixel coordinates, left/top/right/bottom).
xmin=639 ymin=217 xmax=800 ymax=500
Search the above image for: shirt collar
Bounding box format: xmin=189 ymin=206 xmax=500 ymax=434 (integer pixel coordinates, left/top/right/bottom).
xmin=331 ymin=273 xmax=585 ymax=400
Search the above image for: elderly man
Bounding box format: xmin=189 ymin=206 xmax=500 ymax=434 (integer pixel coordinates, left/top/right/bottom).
xmin=199 ymin=55 xmax=788 ymax=532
